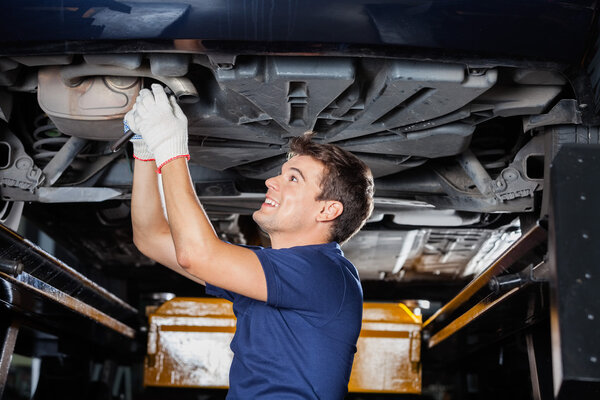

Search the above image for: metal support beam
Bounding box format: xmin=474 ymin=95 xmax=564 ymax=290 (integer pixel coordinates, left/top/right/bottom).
xmin=0 ymin=222 xmax=136 ymax=347
xmin=527 ymin=333 xmax=542 ymax=400
xmin=42 ymin=136 xmax=87 ymax=186
xmin=526 ymin=321 xmax=554 ymax=400
xmin=457 ymin=149 xmax=495 ymax=197
xmin=423 ymin=223 xmax=546 ymax=336
xmin=549 ymin=144 xmax=600 ymax=398
xmin=0 ymin=319 xmax=19 ymax=398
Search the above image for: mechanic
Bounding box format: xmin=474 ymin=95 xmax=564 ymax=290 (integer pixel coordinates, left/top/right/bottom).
xmin=126 ymin=84 xmax=374 ymax=399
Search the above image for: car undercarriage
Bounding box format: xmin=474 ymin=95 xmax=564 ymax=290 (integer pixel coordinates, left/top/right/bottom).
xmin=2 ymin=53 xmax=592 ymax=284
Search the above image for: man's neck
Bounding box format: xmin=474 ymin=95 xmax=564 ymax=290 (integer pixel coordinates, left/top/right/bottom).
xmin=269 ymin=233 xmax=330 ymax=249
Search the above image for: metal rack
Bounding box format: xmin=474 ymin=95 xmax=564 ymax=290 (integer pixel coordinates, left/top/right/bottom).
xmin=0 ymin=223 xmax=137 ymax=397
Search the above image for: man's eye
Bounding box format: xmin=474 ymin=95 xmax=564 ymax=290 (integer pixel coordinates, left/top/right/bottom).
xmin=290 ymin=175 xmax=298 ymax=182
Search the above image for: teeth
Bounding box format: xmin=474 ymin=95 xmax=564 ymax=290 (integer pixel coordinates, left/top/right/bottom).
xmin=265 ymin=198 xmax=279 ymax=207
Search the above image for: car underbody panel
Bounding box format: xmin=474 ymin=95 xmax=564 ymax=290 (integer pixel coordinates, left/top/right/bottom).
xmin=0 ymin=48 xmax=599 ymax=283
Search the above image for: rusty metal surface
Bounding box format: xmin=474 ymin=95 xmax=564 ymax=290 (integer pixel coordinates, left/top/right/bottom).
xmin=0 ymin=270 xmax=135 ymax=338
xmin=144 ymin=298 xmax=235 ymax=388
xmin=427 ymin=287 xmax=521 ymax=348
xmin=0 ymin=222 xmax=136 ymax=339
xmin=423 ymin=279 xmax=549 ymax=366
xmin=0 ymin=320 xmax=19 ymax=398
xmin=144 ymin=298 xmax=422 ymax=393
xmin=0 ymin=223 xmax=137 ymax=318
xmin=349 ymin=302 xmax=421 ymax=393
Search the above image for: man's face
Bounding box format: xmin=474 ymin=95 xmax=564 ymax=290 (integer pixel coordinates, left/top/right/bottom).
xmin=253 ymin=155 xmax=327 ymax=239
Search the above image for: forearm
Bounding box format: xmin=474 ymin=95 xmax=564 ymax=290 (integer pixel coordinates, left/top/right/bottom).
xmin=127 ymin=84 xmax=265 ymax=297
xmin=131 ymin=159 xmax=169 ymax=236
xmin=131 ymin=159 xmax=181 ymax=269
xmin=160 ymin=158 xmax=266 ymax=298
xmin=160 ymin=159 xmax=222 ymax=267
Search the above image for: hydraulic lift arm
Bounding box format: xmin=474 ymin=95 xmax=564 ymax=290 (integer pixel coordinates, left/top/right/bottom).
xmin=0 ymin=223 xmax=137 ymax=396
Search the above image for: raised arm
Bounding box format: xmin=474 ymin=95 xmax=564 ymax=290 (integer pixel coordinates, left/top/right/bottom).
xmin=160 ymin=158 xmax=267 ymax=301
xmin=128 ymin=116 xmax=206 ymax=285
xmin=129 ymin=85 xmax=266 ymax=299
xmin=130 ymin=161 xmax=174 ymax=265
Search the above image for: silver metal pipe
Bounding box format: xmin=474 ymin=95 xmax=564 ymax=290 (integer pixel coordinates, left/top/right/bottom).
xmin=457 ymin=149 xmax=494 ymax=197
xmin=60 ymin=64 xmax=199 ymax=103
xmin=42 ymin=136 xmax=88 ymax=186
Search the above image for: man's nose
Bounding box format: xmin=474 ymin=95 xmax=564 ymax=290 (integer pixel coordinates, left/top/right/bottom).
xmin=265 ymin=175 xmax=279 ymax=191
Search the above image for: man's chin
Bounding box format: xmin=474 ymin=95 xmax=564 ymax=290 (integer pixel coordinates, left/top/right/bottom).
xmin=253 ymin=210 xmax=271 ymax=234
xmin=252 ymin=210 xmax=264 ymax=227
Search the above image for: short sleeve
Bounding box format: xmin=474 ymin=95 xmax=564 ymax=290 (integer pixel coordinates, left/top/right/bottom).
xmin=205 ymin=282 xmax=237 ymax=302
xmin=204 ymin=243 xmax=264 ymax=303
xmin=255 ymin=246 xmax=348 ymax=321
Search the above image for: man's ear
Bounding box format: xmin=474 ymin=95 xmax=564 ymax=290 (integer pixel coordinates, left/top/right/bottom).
xmin=316 ymin=200 xmax=343 ymax=222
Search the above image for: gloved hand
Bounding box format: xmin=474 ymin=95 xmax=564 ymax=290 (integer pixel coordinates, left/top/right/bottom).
xmin=124 ymin=110 xmax=154 ymax=161
xmin=129 ymin=84 xmax=189 ymax=172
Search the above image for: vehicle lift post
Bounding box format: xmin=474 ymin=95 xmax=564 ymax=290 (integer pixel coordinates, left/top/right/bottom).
xmin=421 ymin=143 xmax=600 ymax=399
xmin=548 ymin=144 xmax=600 ymax=398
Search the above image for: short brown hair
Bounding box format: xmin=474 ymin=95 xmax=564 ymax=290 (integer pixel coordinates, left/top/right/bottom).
xmin=289 ymin=135 xmax=374 ymax=245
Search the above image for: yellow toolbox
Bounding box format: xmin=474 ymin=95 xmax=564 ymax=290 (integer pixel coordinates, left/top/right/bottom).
xmin=144 ymin=298 xmax=422 ymax=393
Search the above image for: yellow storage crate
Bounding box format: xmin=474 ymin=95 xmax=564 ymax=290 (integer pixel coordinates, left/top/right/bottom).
xmin=349 ymin=302 xmax=422 ymax=393
xmin=144 ymin=298 xmax=421 ymax=393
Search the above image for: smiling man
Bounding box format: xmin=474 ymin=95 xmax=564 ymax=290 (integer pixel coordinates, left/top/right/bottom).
xmin=127 ymin=84 xmax=374 ymax=399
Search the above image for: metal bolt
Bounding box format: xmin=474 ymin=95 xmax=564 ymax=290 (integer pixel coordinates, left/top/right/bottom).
xmin=15 ymin=157 xmax=32 ymax=169
xmin=585 ymin=273 xmax=592 ymax=279
xmin=591 ymin=356 xmax=598 ymax=363
xmin=577 ymin=158 xmax=584 ymax=163
xmin=582 ymin=233 xmax=589 ymax=239
xmin=0 ymin=259 xmax=24 ymax=277
xmin=581 ymin=194 xmax=587 ymax=201
xmin=588 ymin=314 xmax=595 ymax=320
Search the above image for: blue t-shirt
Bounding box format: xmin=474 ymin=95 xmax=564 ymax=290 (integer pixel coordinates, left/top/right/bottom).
xmin=205 ymin=242 xmax=363 ymax=399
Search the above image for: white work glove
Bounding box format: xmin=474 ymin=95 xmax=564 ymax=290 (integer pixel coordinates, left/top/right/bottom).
xmin=124 ymin=110 xmax=154 ymax=161
xmin=130 ymin=84 xmax=189 ymax=173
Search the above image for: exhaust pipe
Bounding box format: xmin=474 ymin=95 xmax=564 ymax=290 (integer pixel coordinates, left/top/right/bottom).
xmin=60 ymin=64 xmax=199 ymax=103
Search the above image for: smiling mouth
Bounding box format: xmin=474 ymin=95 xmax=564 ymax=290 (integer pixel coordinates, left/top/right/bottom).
xmin=263 ymin=197 xmax=280 ymax=207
